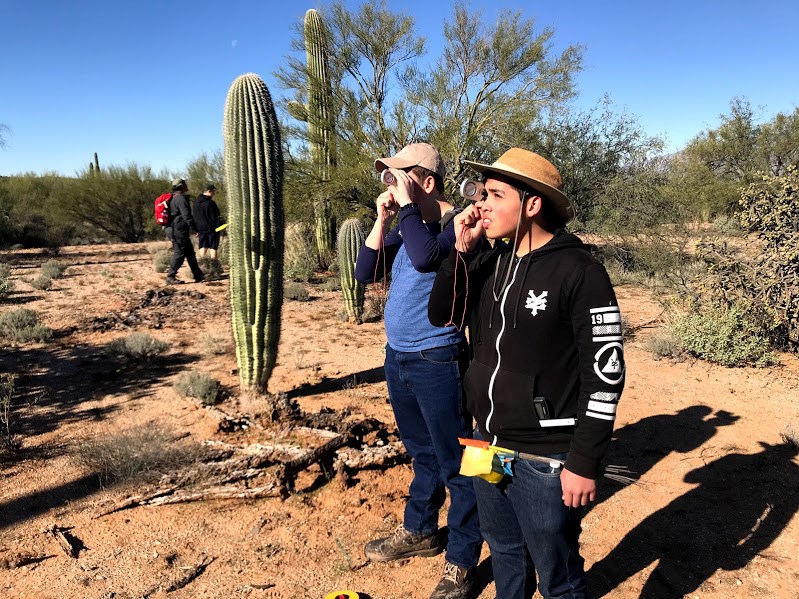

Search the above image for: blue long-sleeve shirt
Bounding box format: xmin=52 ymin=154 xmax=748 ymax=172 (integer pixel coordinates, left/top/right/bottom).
xmin=355 ymin=205 xmax=462 ymax=352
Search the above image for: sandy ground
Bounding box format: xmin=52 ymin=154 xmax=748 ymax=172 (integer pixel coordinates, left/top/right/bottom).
xmin=0 ymin=242 xmax=797 ymax=599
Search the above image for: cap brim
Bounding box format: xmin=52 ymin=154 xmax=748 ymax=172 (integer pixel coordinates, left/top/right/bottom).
xmin=374 ymin=156 xmax=416 ymax=173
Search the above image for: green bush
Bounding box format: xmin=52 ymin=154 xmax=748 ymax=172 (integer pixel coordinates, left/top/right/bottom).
xmin=108 ymin=332 xmax=168 ymax=361
xmin=200 ymin=333 xmax=230 ymax=356
xmin=0 ymin=309 xmax=53 ymax=343
xmin=174 ymin=370 xmax=221 ymax=405
xmin=40 ymin=260 xmax=68 ymax=279
xmin=0 ymin=264 xmax=13 ymax=298
xmin=670 ymin=302 xmax=776 ymax=367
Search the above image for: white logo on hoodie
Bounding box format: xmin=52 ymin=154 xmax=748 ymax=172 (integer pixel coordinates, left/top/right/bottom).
xmin=525 ymin=290 xmax=548 ymax=316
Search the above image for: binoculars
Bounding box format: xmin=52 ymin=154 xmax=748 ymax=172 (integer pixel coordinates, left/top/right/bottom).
xmin=380 ymin=169 xmax=396 ymax=186
xmin=459 ymin=179 xmax=485 ymax=202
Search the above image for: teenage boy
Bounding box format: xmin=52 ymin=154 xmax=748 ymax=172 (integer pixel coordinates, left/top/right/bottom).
xmin=193 ymin=184 xmax=222 ymax=259
xmin=429 ymin=148 xmax=626 ymax=599
xmin=354 ymin=143 xmax=481 ymax=599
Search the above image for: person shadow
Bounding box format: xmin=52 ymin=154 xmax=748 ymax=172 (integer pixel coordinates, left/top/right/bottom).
xmin=592 ymin=406 xmax=739 ymax=512
xmin=587 ymin=439 xmax=799 ymax=597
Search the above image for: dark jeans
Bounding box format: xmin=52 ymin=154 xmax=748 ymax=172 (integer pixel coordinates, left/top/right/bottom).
xmin=384 ymin=343 xmax=481 ymax=569
xmin=473 ymin=448 xmax=586 ymax=598
xmin=166 ymin=223 xmax=203 ymax=281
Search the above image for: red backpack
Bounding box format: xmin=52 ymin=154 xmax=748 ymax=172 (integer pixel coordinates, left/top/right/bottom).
xmin=154 ymin=193 xmax=173 ymax=226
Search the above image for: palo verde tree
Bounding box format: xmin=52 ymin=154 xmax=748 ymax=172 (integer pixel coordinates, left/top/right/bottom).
xmin=408 ymin=2 xmax=583 ymax=189
xmin=669 ymin=98 xmax=799 ymax=218
xmin=61 ymin=164 xmax=165 ymax=242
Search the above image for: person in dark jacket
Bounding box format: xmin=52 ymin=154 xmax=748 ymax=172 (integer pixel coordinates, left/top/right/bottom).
xmin=165 ymin=178 xmax=204 ymax=285
xmin=354 ymin=143 xmax=481 ymax=599
xmin=428 ymin=148 xmax=625 ymax=599
xmin=192 ymin=184 xmax=222 ymax=259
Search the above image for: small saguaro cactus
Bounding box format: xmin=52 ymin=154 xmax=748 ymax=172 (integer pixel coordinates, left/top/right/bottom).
xmin=223 ymin=73 xmax=285 ymax=391
xmin=337 ymin=218 xmax=366 ymax=322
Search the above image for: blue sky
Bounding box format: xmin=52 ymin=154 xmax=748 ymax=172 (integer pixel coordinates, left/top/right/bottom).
xmin=1 ymin=0 xmax=797 ymax=177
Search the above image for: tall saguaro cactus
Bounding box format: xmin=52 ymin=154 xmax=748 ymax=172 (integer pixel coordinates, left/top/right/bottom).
xmin=223 ymin=73 xmax=285 ymax=391
xmin=337 ymin=218 xmax=365 ymax=322
xmin=288 ymin=8 xmax=336 ymax=268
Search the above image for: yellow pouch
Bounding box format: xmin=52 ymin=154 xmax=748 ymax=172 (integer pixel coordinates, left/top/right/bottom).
xmin=460 ymin=445 xmax=503 ymax=483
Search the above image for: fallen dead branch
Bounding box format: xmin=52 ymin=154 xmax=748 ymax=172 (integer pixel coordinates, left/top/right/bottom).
xmin=44 ymin=524 xmax=82 ymax=558
xmin=94 ymin=418 xmax=402 ymax=514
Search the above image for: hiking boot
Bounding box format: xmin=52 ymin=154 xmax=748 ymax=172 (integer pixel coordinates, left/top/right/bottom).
xmin=194 ymin=274 xmax=205 ymax=283
xmin=429 ymin=561 xmax=476 ymax=599
xmin=165 ymin=276 xmax=181 ymax=285
xmin=364 ymin=526 xmax=442 ymax=562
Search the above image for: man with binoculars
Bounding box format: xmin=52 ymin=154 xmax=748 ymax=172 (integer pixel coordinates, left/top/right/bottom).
xmin=354 ymin=142 xmax=482 ymax=599
xmin=429 ymin=148 xmax=626 ymax=599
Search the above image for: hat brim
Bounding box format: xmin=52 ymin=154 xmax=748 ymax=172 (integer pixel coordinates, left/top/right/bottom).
xmin=463 ymin=159 xmax=575 ymax=223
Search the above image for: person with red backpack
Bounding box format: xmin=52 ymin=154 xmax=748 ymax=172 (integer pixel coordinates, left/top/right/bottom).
xmin=164 ymin=178 xmax=204 ymax=285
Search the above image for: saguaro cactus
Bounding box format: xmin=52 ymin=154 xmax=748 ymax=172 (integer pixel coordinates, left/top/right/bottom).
xmin=223 ymin=73 xmax=285 ymax=391
xmin=337 ymin=218 xmax=365 ymax=322
xmin=288 ymin=8 xmax=336 ymax=268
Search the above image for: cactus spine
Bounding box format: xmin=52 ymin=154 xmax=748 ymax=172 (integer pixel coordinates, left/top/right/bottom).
xmin=223 ymin=73 xmax=285 ymax=391
xmin=294 ymin=9 xmax=336 ymax=268
xmin=338 ymin=218 xmax=365 ymax=322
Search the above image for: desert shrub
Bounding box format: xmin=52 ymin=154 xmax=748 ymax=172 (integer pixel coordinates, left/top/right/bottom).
xmin=670 ymin=302 xmax=776 ymax=367
xmin=0 ymin=373 xmax=21 ymax=459
xmin=198 ymin=257 xmax=224 ymax=280
xmin=174 ymin=370 xmax=221 ymax=405
xmin=217 ymin=237 xmax=229 ymax=267
xmin=0 ymin=264 xmax=13 ymax=298
xmin=683 ymin=167 xmax=799 ymax=354
xmin=363 ymin=291 xmax=387 ymax=323
xmin=200 ymin=332 xmax=230 ymax=356
xmin=29 ymin=274 xmax=53 ymax=290
xmin=40 ymin=259 xmax=68 ymax=279
xmin=145 ymin=241 xmax=170 ymax=255
xmin=593 ymin=236 xmax=693 ymax=291
xmin=284 ymin=222 xmax=318 ymax=281
xmin=74 ymin=426 xmax=202 ymax=485
xmin=284 ymin=281 xmax=310 ymax=302
xmin=645 ymin=331 xmax=686 ymax=362
xmin=108 ymin=332 xmax=168 ymax=361
xmin=153 ymin=249 xmax=171 ymax=273
xmin=319 ymin=277 xmax=341 ymax=292
xmin=0 ymin=309 xmax=53 ymax=343
xmin=710 ymin=214 xmax=743 ymax=236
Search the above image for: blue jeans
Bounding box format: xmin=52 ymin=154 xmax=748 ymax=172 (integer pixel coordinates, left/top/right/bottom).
xmin=473 ymin=450 xmax=586 ymax=598
xmin=384 ymin=343 xmax=482 ymax=569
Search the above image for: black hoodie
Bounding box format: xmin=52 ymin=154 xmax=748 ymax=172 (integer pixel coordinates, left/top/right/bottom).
xmin=192 ymin=194 xmax=221 ymax=233
xmin=429 ymin=231 xmax=625 ymax=479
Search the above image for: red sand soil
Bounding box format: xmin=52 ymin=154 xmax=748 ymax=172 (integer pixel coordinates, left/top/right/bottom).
xmin=0 ymin=242 xmax=797 ymax=599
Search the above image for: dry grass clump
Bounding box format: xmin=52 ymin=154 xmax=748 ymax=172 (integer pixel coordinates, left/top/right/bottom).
xmin=198 ymin=257 xmax=224 ymax=280
xmin=74 ymin=425 xmax=203 ymax=485
xmin=40 ymin=259 xmax=69 ymax=279
xmin=0 ymin=309 xmax=53 ymax=343
xmin=153 ymin=250 xmax=171 ymax=273
xmin=107 ymin=332 xmax=168 ymax=361
xmin=284 ymin=282 xmax=310 ymax=302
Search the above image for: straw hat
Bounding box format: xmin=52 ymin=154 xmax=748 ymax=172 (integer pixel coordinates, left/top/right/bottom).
xmin=464 ymin=148 xmax=574 ymax=224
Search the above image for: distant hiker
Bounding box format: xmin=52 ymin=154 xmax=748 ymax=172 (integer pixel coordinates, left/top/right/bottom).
xmin=354 ymin=143 xmax=481 ymax=599
xmin=165 ymin=178 xmax=204 ymax=285
xmin=428 ymin=148 xmax=626 ymax=599
xmin=193 ymin=183 xmax=223 ymax=260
